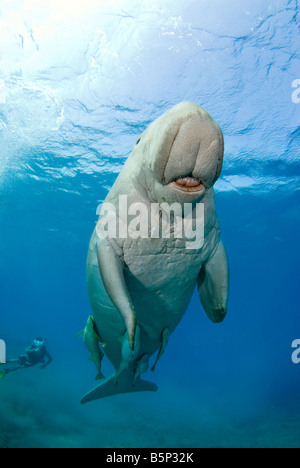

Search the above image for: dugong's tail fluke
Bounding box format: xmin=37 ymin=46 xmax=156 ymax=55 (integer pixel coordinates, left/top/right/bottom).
xmin=80 ymin=373 xmax=158 ymax=405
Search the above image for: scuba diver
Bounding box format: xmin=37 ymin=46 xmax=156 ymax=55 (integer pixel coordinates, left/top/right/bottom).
xmin=0 ymin=338 xmax=52 ymax=379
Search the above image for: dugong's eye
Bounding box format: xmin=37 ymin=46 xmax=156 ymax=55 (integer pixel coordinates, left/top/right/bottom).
xmin=136 ymin=137 xmax=141 ymax=145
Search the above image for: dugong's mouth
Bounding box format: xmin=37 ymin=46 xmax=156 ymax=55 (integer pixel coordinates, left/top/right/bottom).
xmin=171 ymin=176 xmax=205 ymax=193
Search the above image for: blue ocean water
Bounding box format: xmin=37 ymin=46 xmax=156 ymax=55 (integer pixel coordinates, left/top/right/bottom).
xmin=0 ymin=0 xmax=299 ymax=448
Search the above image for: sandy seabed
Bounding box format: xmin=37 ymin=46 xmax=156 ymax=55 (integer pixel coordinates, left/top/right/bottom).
xmin=0 ymin=361 xmax=299 ymax=449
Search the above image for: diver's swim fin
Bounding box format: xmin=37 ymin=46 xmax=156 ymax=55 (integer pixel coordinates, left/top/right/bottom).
xmin=81 ymin=373 xmax=158 ymax=404
xmin=0 ymin=370 xmax=6 ymax=379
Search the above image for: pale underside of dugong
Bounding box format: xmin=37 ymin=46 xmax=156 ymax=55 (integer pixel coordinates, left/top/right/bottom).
xmin=81 ymin=101 xmax=230 ymax=404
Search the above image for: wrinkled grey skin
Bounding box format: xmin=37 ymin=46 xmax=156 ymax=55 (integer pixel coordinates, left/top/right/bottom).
xmin=82 ymin=102 xmax=229 ymax=404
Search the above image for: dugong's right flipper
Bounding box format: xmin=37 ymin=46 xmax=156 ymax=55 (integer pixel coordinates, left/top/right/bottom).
xmin=97 ymin=239 xmax=136 ymax=349
xmin=197 ymin=241 xmax=230 ymax=323
xmin=80 ymin=373 xmax=158 ymax=404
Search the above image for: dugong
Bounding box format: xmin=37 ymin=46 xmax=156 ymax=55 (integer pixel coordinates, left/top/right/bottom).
xmin=81 ymin=101 xmax=230 ymax=404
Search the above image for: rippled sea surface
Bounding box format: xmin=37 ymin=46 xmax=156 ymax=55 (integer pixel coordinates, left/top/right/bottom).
xmin=0 ymin=0 xmax=299 ymax=448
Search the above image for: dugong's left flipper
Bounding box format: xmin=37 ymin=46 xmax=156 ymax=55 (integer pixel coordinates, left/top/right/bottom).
xmin=197 ymin=241 xmax=230 ymax=323
xmin=80 ymin=373 xmax=158 ymax=405
xmin=97 ymin=238 xmax=136 ymax=349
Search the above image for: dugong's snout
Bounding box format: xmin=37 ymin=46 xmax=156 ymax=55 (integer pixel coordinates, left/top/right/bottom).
xmin=144 ymin=102 xmax=224 ymax=203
